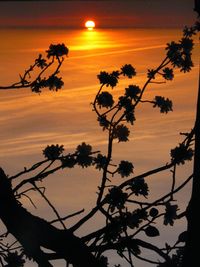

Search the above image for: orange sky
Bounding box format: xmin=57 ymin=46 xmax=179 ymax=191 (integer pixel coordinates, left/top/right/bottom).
xmin=0 ymin=0 xmax=196 ymax=28
xmin=0 ymin=3 xmax=198 ymax=265
xmin=0 ymin=28 xmax=198 ymax=265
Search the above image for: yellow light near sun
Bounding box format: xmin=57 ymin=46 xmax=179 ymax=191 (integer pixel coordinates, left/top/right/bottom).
xmin=85 ymin=20 xmax=95 ymax=30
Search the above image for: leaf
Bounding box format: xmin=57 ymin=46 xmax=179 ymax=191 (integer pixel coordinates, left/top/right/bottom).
xmin=145 ymin=226 xmax=160 ymax=237
xmin=149 ymin=208 xmax=159 ymax=217
xmin=178 ymin=231 xmax=187 ymax=243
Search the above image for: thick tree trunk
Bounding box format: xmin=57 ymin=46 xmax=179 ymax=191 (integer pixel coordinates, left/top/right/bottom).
xmin=0 ymin=168 xmax=103 ymax=267
xmin=182 ymin=32 xmax=200 ymax=265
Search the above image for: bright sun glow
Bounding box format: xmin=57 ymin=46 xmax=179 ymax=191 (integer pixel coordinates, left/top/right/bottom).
xmin=85 ymin=20 xmax=95 ymax=30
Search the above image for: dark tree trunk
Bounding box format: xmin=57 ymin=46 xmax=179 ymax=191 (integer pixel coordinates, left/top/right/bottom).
xmin=194 ymin=0 xmax=200 ymax=16
xmin=0 ymin=168 xmax=103 ymax=267
xmin=182 ymin=10 xmax=200 ymax=264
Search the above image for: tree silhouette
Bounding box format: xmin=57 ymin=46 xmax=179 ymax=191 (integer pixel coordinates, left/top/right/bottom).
xmin=0 ymin=8 xmax=199 ymax=267
xmin=182 ymin=2 xmax=200 ymax=266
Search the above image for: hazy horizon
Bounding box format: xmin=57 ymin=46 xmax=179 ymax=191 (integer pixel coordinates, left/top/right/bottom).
xmin=0 ymin=0 xmax=196 ymax=28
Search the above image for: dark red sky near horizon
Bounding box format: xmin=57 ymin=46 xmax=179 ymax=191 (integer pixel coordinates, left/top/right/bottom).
xmin=0 ymin=0 xmax=196 ymax=29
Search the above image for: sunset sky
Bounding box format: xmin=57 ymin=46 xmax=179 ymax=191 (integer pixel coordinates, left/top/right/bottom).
xmin=0 ymin=1 xmax=199 ymax=266
xmin=0 ymin=0 xmax=196 ymax=28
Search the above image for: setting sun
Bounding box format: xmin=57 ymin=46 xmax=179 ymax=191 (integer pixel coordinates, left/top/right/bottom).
xmin=85 ymin=20 xmax=95 ymax=30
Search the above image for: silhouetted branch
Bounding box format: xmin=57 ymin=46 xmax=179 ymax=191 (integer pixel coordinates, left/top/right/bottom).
xmin=13 ymin=164 xmax=62 ymax=192
xmin=9 ymin=159 xmax=49 ymax=180
xmin=119 ymin=162 xmax=174 ymax=189
xmin=49 ymin=209 xmax=85 ymax=224
xmin=131 ymin=253 xmax=159 ymax=264
xmin=170 ymin=165 xmax=177 ymax=201
xmin=0 ymin=43 xmax=68 ymax=93
xmin=91 ymin=237 xmax=170 ymax=262
xmin=32 ymin=182 xmax=66 ymax=230
xmin=0 ymin=20 xmax=199 ymax=267
xmin=70 ymin=204 xmax=104 ymax=232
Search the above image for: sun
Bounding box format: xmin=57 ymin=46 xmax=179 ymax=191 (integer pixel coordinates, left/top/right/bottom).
xmin=85 ymin=20 xmax=95 ymax=30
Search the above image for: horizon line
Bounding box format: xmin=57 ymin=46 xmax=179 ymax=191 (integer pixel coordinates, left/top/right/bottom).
xmin=0 ymin=25 xmax=184 ymax=30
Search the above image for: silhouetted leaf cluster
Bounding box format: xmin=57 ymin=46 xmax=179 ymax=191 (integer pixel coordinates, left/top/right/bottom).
xmin=125 ymin=85 xmax=141 ymax=100
xmin=128 ymin=177 xmax=149 ymax=197
xmin=153 ymin=96 xmax=173 ymax=113
xmin=63 ymin=142 xmax=94 ymax=168
xmin=97 ymin=91 xmax=114 ymax=108
xmin=35 ymin=54 xmax=47 ymax=69
xmin=164 ymin=203 xmax=178 ymax=226
xmin=42 ymin=142 xmax=109 ymax=171
xmin=76 ymin=142 xmax=93 ymax=168
xmin=97 ymin=115 xmax=110 ymax=130
xmin=117 ymin=160 xmax=134 ymax=177
xmin=46 ymin=43 xmax=69 ymax=59
xmin=121 ymin=64 xmax=136 ymax=78
xmin=0 ymin=20 xmax=199 ymax=267
xmin=43 ymin=144 xmax=64 ymax=160
xmin=113 ymin=124 xmax=130 ymax=142
xmin=162 ymin=68 xmax=174 ymax=80
xmin=93 ymin=154 xmax=107 ymax=170
xmin=157 ymin=248 xmax=184 ymax=267
xmin=3 ymin=43 xmax=69 ymax=93
xmin=31 ymin=74 xmax=64 ymax=93
xmin=4 ymin=252 xmax=25 ymax=267
xmin=170 ymin=143 xmax=193 ymax=165
xmin=107 ymin=187 xmax=128 ymax=212
xmin=97 ymin=71 xmax=119 ymax=88
xmin=166 ymin=38 xmax=194 ymax=72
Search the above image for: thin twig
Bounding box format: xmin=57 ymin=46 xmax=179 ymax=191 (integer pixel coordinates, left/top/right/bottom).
xmin=49 ymin=209 xmax=85 ymax=224
xmin=32 ymin=182 xmax=66 ymax=230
